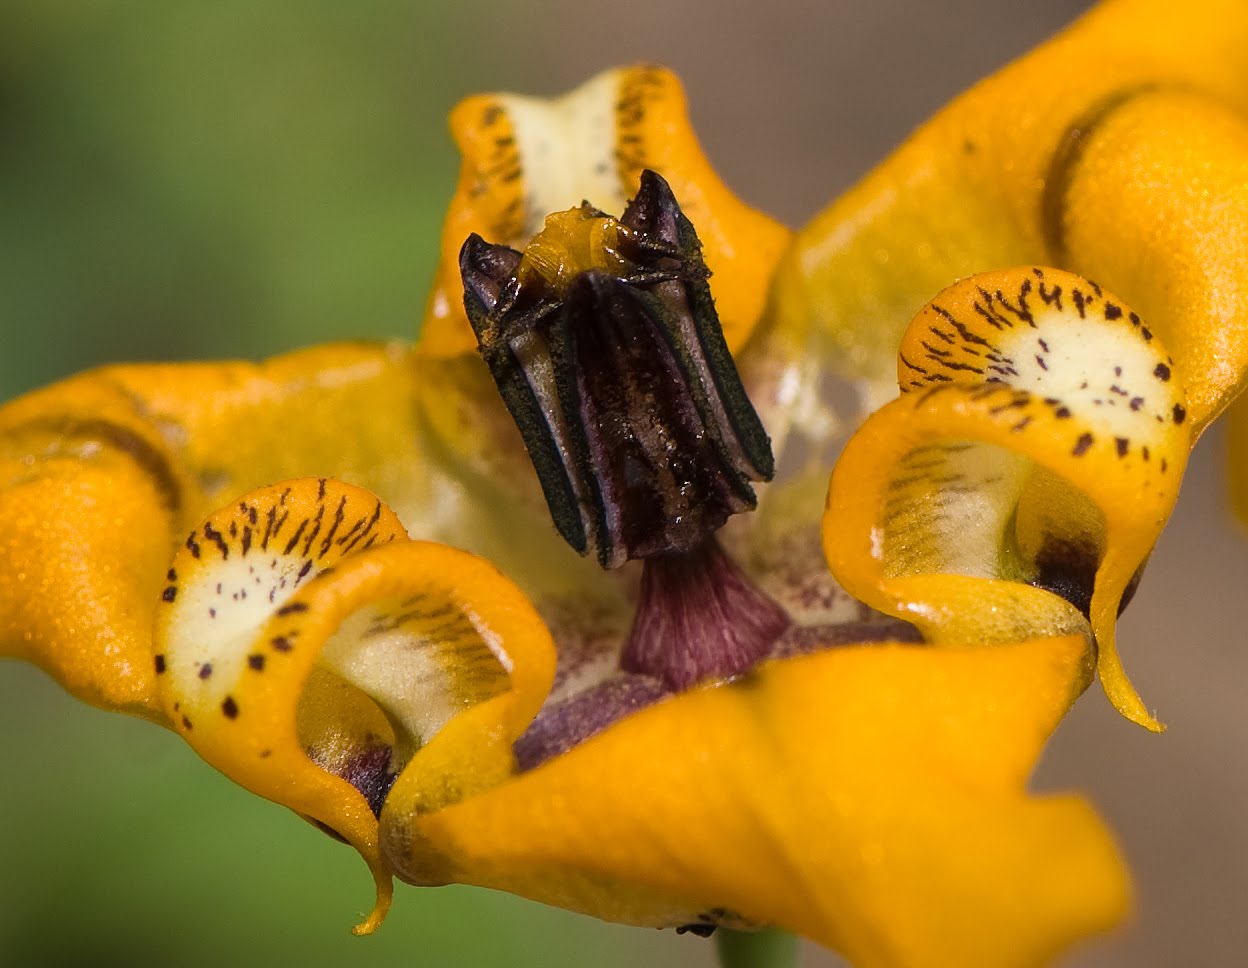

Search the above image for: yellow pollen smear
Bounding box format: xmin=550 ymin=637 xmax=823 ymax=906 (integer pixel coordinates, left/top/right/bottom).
xmin=517 ymin=208 xmax=632 ymax=294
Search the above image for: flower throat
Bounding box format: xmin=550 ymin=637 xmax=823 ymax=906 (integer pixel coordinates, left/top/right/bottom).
xmin=460 ymin=170 xmax=789 ymax=689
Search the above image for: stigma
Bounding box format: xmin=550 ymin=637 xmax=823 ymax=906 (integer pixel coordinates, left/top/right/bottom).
xmin=461 ymin=170 xmax=774 ymax=569
xmin=460 ymin=169 xmax=788 ymax=693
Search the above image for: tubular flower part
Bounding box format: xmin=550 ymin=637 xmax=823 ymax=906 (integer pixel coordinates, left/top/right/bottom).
xmin=825 ymin=267 xmax=1190 ymax=730
xmin=9 ymin=3 xmax=1248 ymax=962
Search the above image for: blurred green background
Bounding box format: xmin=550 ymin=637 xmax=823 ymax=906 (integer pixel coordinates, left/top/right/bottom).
xmin=3 ymin=2 xmax=1247 ymax=966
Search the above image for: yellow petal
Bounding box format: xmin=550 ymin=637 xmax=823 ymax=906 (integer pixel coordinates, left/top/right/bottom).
xmin=418 ymin=65 xmax=790 ymax=360
xmin=0 ymin=377 xmax=189 ymax=720
xmin=771 ymin=0 xmax=1248 ymax=424
xmin=155 ymin=478 xmax=556 ymax=933
xmin=0 ymin=342 xmax=439 ymax=718
xmin=825 ymin=268 xmax=1190 ymax=730
xmin=388 ymin=636 xmax=1128 ymax=968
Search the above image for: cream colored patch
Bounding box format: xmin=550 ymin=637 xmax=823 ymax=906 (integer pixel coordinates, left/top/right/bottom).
xmin=499 ymin=70 xmax=629 ymax=238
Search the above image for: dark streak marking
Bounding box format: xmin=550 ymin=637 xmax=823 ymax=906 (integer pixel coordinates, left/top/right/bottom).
xmin=283 ymin=518 xmax=310 ymax=556
xmin=1042 ymin=85 xmax=1158 ymax=261
xmin=202 ymin=523 xmax=229 ymax=559
xmin=1072 ymin=432 xmax=1095 ymax=456
xmin=319 ymin=496 xmax=348 ymax=557
xmin=17 ymin=416 xmax=184 ymax=512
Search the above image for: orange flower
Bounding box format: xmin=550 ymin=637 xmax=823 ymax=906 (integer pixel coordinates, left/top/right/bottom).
xmin=7 ymin=0 xmax=1248 ymax=961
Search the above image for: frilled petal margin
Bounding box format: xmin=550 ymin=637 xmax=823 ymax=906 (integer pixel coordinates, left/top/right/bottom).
xmin=385 ymin=636 xmax=1128 ymax=968
xmin=825 ymin=267 xmax=1190 ymax=731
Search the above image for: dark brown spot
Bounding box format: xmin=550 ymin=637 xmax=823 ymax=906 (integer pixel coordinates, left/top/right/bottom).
xmin=1154 ymin=362 xmax=1171 ymax=381
xmin=1031 ymin=536 xmax=1100 ymax=618
xmin=154 ymin=654 xmax=167 ymax=674
xmin=198 ymin=663 xmax=213 ymax=680
xmin=221 ymin=696 xmax=239 ymax=719
xmin=1115 ymin=437 xmax=1129 ymax=458
xmin=248 ymin=654 xmax=266 ymax=671
xmin=276 ymin=602 xmax=309 ymax=616
xmin=1072 ymin=432 xmax=1095 ymax=456
xmin=1172 ymin=403 xmax=1186 ymax=425
xmin=161 ymin=586 xmax=177 ymax=603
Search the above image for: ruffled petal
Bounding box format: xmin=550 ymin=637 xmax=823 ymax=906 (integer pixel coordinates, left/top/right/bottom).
xmin=0 ymin=343 xmax=441 ymax=718
xmin=769 ymin=1 xmax=1248 ymax=422
xmin=418 ymin=65 xmax=790 ymax=360
xmin=385 ymin=636 xmax=1128 ymax=968
xmin=155 ymin=478 xmax=555 ymax=933
xmin=825 ymin=267 xmax=1190 ymax=730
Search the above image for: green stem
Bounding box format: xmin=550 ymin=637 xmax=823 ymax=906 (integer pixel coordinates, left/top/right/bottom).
xmin=714 ymin=927 xmax=800 ymax=968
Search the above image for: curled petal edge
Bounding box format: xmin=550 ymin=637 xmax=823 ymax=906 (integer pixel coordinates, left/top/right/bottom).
xmin=825 ymin=268 xmax=1191 ymax=731
xmin=154 ymin=478 xmax=556 ymax=933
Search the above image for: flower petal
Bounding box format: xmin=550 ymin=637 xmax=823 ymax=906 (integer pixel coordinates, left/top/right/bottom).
xmin=418 ymin=65 xmax=790 ymax=360
xmin=155 ymin=478 xmax=556 ymax=933
xmin=0 ymin=377 xmax=189 ymax=719
xmin=385 ymin=636 xmax=1128 ymax=968
xmin=824 ymin=267 xmax=1190 ymax=730
xmin=0 ymin=342 xmax=444 ymax=717
xmin=770 ymin=3 xmax=1248 ymax=422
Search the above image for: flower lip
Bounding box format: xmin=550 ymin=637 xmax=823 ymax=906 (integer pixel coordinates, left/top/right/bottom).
xmin=460 ymin=169 xmax=773 ymax=569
